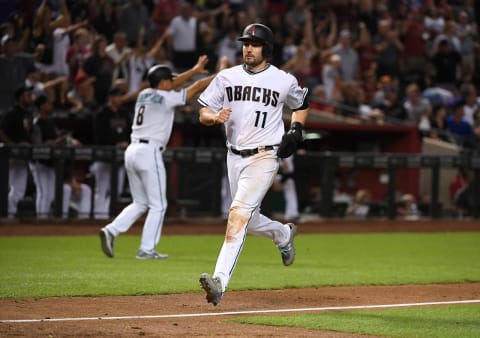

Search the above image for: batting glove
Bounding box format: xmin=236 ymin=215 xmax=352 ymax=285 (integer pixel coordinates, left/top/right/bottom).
xmin=277 ymin=122 xmax=303 ymax=158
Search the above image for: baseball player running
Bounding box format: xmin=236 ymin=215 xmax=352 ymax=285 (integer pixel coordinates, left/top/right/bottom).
xmin=197 ymin=23 xmax=309 ymax=305
xmin=99 ymin=55 xmax=217 ymax=259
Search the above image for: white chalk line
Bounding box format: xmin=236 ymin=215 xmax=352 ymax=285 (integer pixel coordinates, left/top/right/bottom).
xmin=1 ymin=299 xmax=480 ymax=323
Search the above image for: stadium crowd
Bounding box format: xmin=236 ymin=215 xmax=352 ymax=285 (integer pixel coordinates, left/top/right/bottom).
xmin=0 ymin=0 xmax=479 ymax=218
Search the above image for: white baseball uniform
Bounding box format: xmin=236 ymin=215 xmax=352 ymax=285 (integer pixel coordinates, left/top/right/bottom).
xmin=103 ymin=87 xmax=186 ymax=253
xmin=277 ymin=156 xmax=299 ymax=221
xmin=198 ymin=63 xmax=308 ymax=291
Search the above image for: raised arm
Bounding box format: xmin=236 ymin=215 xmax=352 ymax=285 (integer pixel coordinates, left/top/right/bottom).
xmin=171 ymin=55 xmax=209 ymax=89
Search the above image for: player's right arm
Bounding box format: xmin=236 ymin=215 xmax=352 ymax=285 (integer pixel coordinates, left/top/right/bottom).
xmin=199 ymin=107 xmax=231 ymax=126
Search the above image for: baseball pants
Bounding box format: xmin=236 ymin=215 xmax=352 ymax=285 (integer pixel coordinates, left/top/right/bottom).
xmin=29 ymin=161 xmax=55 ymax=218
xmin=63 ymin=183 xmax=92 ymax=219
xmin=8 ymin=159 xmax=29 ymax=216
xmin=89 ymin=161 xmax=126 ymax=219
xmin=213 ymin=150 xmax=291 ymax=291
xmin=104 ymin=142 xmax=167 ymax=253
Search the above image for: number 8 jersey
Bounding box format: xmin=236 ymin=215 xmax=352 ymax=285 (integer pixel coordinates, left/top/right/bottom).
xmin=131 ymin=87 xmax=187 ymax=146
xmin=198 ymin=64 xmax=308 ymax=149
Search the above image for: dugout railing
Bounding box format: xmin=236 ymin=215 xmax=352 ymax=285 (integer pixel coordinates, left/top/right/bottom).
xmin=0 ymin=144 xmax=479 ymax=219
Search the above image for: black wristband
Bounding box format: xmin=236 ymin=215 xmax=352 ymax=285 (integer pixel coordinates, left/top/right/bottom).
xmin=290 ymin=121 xmax=304 ymax=131
xmin=289 ymin=122 xmax=303 ymax=142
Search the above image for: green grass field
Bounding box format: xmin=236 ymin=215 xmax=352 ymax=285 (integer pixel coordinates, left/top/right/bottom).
xmin=1 ymin=232 xmax=479 ymax=337
xmin=234 ymin=304 xmax=480 ymax=338
xmin=1 ymin=232 xmax=479 ymax=297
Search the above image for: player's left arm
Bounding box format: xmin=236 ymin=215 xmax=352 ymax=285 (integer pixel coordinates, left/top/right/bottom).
xmin=290 ymin=107 xmax=309 ymax=126
xmin=277 ymin=86 xmax=310 ymax=158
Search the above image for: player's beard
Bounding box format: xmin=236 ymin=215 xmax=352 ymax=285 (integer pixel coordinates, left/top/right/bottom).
xmin=244 ymin=54 xmax=265 ymax=69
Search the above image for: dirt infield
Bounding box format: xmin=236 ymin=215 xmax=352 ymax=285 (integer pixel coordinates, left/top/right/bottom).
xmin=1 ymin=218 xmax=480 ymax=337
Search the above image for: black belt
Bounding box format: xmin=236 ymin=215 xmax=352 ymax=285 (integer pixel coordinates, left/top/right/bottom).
xmin=230 ymin=145 xmax=275 ymax=157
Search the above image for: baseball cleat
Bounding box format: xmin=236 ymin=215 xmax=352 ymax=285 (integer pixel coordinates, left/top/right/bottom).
xmin=136 ymin=250 xmax=169 ymax=260
xmin=279 ymin=223 xmax=297 ymax=266
xmin=99 ymin=227 xmax=115 ymax=258
xmin=199 ymin=273 xmax=223 ymax=306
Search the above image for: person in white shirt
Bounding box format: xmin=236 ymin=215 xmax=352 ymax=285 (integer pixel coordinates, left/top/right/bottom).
xmin=106 ymin=32 xmax=132 ymax=84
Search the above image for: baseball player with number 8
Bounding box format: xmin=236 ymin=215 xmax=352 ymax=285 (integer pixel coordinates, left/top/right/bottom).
xmin=99 ymin=55 xmax=219 ymax=260
xmin=197 ymin=23 xmax=309 ymax=305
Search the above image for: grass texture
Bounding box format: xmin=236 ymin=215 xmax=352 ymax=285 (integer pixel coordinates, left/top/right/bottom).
xmin=0 ymin=232 xmax=479 ymax=298
xmin=233 ymin=304 xmax=480 ymax=338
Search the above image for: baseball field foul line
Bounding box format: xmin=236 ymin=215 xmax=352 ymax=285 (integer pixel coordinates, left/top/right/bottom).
xmin=1 ymin=299 xmax=479 ymax=323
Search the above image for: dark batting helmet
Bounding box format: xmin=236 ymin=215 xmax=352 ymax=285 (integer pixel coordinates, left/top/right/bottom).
xmin=146 ymin=64 xmax=175 ymax=88
xmin=238 ymin=23 xmax=274 ymax=57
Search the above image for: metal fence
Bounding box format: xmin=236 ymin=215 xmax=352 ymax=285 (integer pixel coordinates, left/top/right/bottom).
xmin=1 ymin=144 xmax=479 ymax=219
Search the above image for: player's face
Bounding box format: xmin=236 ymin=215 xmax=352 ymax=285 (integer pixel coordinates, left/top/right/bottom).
xmin=242 ymin=40 xmax=265 ymax=69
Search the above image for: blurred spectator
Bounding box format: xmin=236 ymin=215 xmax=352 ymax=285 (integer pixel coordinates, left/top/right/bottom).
xmin=126 ymin=27 xmax=159 ymax=95
xmin=399 ymin=7 xmax=426 ymax=83
xmin=339 ymin=80 xmax=361 ymax=118
xmin=428 ymin=104 xmax=450 ymax=142
xmin=459 ymin=83 xmax=480 ymax=127
xmin=373 ymin=19 xmax=404 ymax=78
xmin=118 ymin=0 xmax=151 ymax=47
xmin=62 ymin=158 xmax=92 ymax=219
xmin=25 ymin=64 xmax=68 ymax=107
xmin=428 ymin=38 xmax=462 ymax=91
xmin=321 ymin=53 xmax=342 ymax=104
xmin=449 ymin=167 xmax=468 ymax=209
xmin=457 ymin=10 xmax=478 ymax=76
xmin=29 ymin=95 xmax=75 ymax=218
xmin=151 ymin=0 xmax=179 ymax=38
xmin=375 ymin=83 xmax=404 ymax=122
xmin=330 ymin=29 xmax=359 ymax=81
xmin=271 ymin=155 xmax=300 ymax=222
xmin=346 ymin=189 xmax=371 ymax=219
xmin=403 ymin=82 xmax=433 ymax=132
xmin=357 ymin=87 xmax=384 ymax=124
xmin=313 ymin=11 xmax=338 ymax=52
xmin=452 ymin=168 xmax=476 ymax=217
xmin=92 ymin=0 xmax=119 ymax=44
xmin=281 ymin=32 xmax=297 ymax=65
xmin=63 ymin=175 xmax=92 ymax=219
xmin=397 ymin=193 xmax=420 ymax=220
xmin=65 ymin=27 xmax=91 ymax=85
xmin=216 ymin=26 xmax=242 ymax=67
xmin=0 ymin=35 xmax=36 ymax=114
xmin=83 ymin=35 xmax=114 ymax=106
xmin=31 ymin=0 xmax=57 ymax=68
xmin=281 ymin=9 xmax=319 ymax=89
xmin=163 ymin=1 xmax=201 ymax=71
xmin=424 ymin=6 xmax=445 ymax=40
xmin=445 ymin=98 xmax=476 ymax=148
xmin=70 ymin=0 xmax=92 ymax=24
xmin=66 ymin=69 xmax=96 ymax=113
xmin=106 ymin=32 xmax=132 ymax=84
xmin=354 ymin=21 xmax=376 ymax=80
xmin=3 ymin=11 xmax=30 ymax=53
xmin=284 ymin=0 xmax=308 ymax=33
xmin=310 ymin=85 xmax=335 ymax=114
xmin=422 ymin=86 xmax=455 ymax=108
xmin=0 ymin=85 xmax=34 ymax=217
xmin=36 ymin=14 xmax=88 ymax=87
xmin=372 ymin=75 xmax=395 ymax=107
xmin=431 ymin=20 xmax=462 ymax=55
xmin=89 ymin=87 xmax=131 ymax=219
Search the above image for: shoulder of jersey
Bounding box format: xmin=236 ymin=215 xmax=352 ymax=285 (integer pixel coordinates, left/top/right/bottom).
xmin=221 ymin=64 xmax=242 ymax=75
